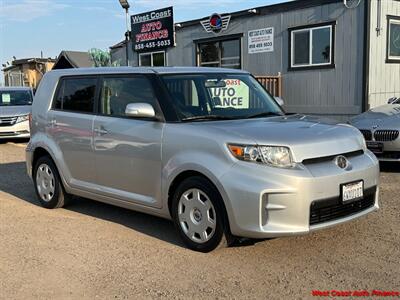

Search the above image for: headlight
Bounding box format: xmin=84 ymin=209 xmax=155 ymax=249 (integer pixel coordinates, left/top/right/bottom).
xmin=16 ymin=115 xmax=29 ymax=123
xmin=228 ymin=144 xmax=294 ymax=168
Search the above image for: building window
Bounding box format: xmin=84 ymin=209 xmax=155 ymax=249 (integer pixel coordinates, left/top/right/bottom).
xmin=139 ymin=51 xmax=166 ymax=67
xmin=289 ymin=22 xmax=335 ymax=70
xmin=198 ymin=38 xmax=241 ymax=69
xmin=387 ymin=16 xmax=400 ymax=63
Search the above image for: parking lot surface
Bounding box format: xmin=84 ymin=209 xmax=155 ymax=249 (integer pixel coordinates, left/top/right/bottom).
xmin=0 ymin=140 xmax=399 ymax=299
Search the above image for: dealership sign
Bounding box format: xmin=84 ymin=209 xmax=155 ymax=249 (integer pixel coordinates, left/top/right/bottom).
xmin=200 ymin=13 xmax=231 ymax=34
xmin=248 ymin=27 xmax=274 ymax=54
xmin=210 ymin=79 xmax=249 ymax=109
xmin=131 ymin=7 xmax=174 ymax=52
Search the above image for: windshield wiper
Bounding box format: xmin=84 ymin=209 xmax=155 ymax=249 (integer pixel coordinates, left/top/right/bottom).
xmin=181 ymin=115 xmax=236 ymax=122
xmin=246 ymin=112 xmax=284 ymax=119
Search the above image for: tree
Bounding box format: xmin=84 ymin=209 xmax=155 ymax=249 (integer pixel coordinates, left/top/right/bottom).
xmin=88 ymin=48 xmax=120 ymax=67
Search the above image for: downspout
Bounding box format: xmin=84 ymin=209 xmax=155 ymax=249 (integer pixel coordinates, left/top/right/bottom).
xmin=362 ymin=0 xmax=371 ymax=112
xmin=375 ymin=0 xmax=382 ymax=36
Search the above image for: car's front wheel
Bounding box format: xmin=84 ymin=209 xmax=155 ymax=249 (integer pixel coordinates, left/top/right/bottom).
xmin=33 ymin=156 xmax=68 ymax=209
xmin=171 ymin=176 xmax=228 ymax=252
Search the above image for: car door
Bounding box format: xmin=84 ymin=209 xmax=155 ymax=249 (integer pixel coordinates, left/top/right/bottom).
xmin=93 ymin=75 xmax=164 ymax=208
xmin=49 ymin=76 xmax=98 ymax=189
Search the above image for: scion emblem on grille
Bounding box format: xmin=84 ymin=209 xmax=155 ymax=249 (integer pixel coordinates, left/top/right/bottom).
xmin=335 ymin=155 xmax=349 ymax=169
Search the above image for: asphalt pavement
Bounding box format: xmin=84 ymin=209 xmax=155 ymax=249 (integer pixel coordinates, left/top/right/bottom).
xmin=0 ymin=140 xmax=399 ymax=299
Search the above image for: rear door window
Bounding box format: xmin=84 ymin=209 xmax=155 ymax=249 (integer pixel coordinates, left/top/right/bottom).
xmin=54 ymin=77 xmax=97 ymax=113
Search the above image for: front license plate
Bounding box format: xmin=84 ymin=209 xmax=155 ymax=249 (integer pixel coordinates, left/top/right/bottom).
xmin=342 ymin=181 xmax=364 ymax=203
xmin=367 ymin=141 xmax=384 ymax=154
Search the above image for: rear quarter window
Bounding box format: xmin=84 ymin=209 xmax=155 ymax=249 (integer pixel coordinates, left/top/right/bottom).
xmin=54 ymin=77 xmax=97 ymax=113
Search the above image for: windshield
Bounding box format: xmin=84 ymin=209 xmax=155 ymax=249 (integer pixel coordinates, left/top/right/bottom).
xmin=161 ymin=74 xmax=283 ymax=121
xmin=0 ymin=90 xmax=33 ymax=106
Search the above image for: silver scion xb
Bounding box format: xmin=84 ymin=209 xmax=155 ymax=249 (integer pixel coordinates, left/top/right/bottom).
xmin=26 ymin=67 xmax=380 ymax=252
xmin=0 ymin=87 xmax=33 ymax=139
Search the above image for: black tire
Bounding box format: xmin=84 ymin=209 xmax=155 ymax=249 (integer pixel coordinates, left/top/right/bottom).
xmin=171 ymin=176 xmax=229 ymax=252
xmin=33 ymin=156 xmax=69 ymax=209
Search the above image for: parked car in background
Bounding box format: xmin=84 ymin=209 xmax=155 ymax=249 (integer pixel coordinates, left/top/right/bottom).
xmin=0 ymin=87 xmax=33 ymax=139
xmin=350 ymin=99 xmax=400 ymax=162
xmin=26 ymin=67 xmax=379 ymax=252
xmin=387 ymin=97 xmax=400 ymax=104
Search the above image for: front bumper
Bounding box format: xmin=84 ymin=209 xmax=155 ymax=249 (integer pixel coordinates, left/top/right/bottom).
xmin=372 ymin=140 xmax=400 ymax=162
xmin=0 ymin=120 xmax=30 ymax=139
xmin=219 ymin=150 xmax=380 ymax=239
xmin=365 ymin=134 xmax=400 ymax=162
xmin=375 ymin=152 xmax=400 ymax=162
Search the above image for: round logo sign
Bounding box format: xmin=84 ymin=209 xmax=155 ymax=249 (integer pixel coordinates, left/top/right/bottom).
xmin=335 ymin=155 xmax=349 ymax=169
xmin=209 ymin=13 xmax=223 ymax=33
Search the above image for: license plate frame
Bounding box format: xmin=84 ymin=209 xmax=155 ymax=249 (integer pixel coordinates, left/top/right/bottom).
xmin=366 ymin=141 xmax=384 ymax=154
xmin=341 ymin=180 xmax=364 ymax=203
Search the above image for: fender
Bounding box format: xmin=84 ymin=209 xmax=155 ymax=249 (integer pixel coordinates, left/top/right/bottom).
xmin=161 ymin=150 xmax=236 ymax=221
xmin=29 ymin=131 xmax=73 ymax=192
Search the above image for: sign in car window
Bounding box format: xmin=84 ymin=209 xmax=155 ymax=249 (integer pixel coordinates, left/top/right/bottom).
xmin=248 ymin=27 xmax=274 ymax=54
xmin=1 ymin=94 xmax=11 ymax=104
xmin=210 ymin=79 xmax=250 ymax=109
xmin=131 ymin=7 xmax=175 ymax=52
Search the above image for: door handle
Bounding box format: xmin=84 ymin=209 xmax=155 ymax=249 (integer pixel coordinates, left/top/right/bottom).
xmin=94 ymin=127 xmax=108 ymax=135
xmin=48 ymin=119 xmax=57 ymax=127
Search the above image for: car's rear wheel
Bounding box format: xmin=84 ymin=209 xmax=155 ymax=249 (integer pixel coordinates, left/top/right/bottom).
xmin=171 ymin=176 xmax=228 ymax=252
xmin=33 ymin=156 xmax=68 ymax=209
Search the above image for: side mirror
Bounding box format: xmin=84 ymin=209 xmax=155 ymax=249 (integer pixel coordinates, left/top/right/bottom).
xmin=125 ymin=103 xmax=156 ymax=118
xmin=274 ymin=97 xmax=284 ymax=107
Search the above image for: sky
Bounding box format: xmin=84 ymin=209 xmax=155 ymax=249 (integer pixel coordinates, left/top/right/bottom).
xmin=0 ymin=0 xmax=287 ymax=84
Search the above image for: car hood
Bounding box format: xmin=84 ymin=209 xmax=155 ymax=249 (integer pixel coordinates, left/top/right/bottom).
xmin=349 ymin=104 xmax=400 ymax=129
xmin=0 ymin=105 xmax=31 ymax=117
xmin=197 ymin=114 xmax=365 ymax=162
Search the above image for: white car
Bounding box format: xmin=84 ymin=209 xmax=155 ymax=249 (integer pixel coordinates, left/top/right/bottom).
xmin=0 ymin=87 xmax=33 ymax=139
xmin=350 ymin=98 xmax=400 ymax=162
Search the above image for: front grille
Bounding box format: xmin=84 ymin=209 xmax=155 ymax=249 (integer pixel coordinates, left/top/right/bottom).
xmin=374 ymin=130 xmax=399 ymax=142
xmin=310 ymin=187 xmax=376 ymax=225
xmin=0 ymin=116 xmax=17 ymax=127
xmin=302 ymin=150 xmax=364 ymax=165
xmin=359 ymin=129 xmax=372 ymax=141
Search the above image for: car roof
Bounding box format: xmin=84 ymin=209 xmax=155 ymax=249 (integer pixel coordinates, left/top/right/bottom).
xmin=47 ymin=66 xmax=250 ymax=77
xmin=0 ymin=86 xmax=32 ymax=91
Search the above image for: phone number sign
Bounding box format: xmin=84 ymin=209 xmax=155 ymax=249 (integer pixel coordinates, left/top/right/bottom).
xmin=131 ymin=7 xmax=175 ymax=52
xmin=248 ymin=27 xmax=274 ymax=54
